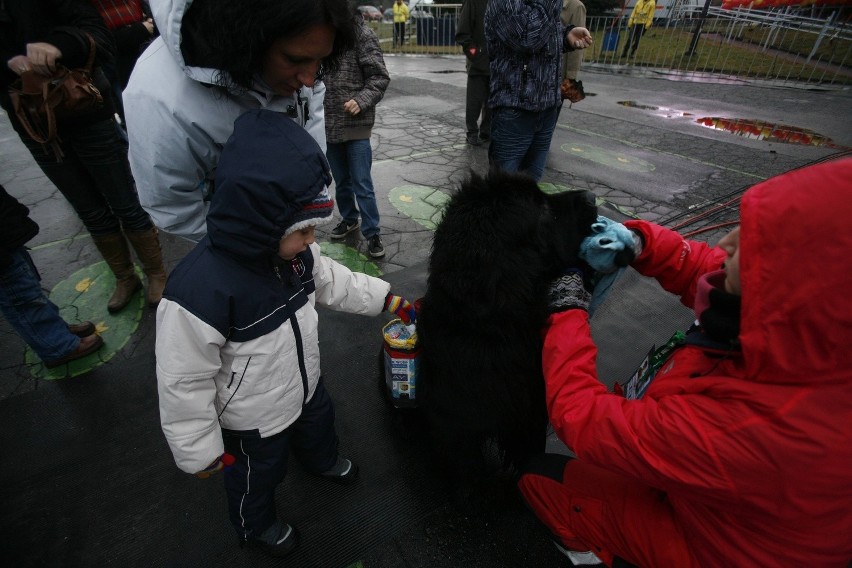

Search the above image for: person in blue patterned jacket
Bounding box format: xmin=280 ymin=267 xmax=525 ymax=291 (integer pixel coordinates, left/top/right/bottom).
xmin=485 ymin=0 xmax=592 ymax=181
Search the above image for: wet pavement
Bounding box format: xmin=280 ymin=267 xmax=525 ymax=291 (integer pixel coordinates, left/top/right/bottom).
xmin=1 ymin=55 xmax=850 ymax=567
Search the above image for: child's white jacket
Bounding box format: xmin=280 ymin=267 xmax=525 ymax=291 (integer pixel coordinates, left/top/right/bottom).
xmin=154 ymin=111 xmax=390 ymax=474
xmin=156 ymin=243 xmax=389 ymax=474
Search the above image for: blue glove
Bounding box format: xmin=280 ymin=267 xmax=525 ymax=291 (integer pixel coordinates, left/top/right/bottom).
xmin=579 ymin=217 xmax=641 ymax=274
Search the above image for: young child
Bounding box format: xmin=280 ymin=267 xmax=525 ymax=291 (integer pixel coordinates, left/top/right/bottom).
xmin=155 ymin=109 xmax=416 ymax=558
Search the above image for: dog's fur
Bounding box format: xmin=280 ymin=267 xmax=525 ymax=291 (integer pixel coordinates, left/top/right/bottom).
xmin=415 ymin=170 xmax=599 ymax=488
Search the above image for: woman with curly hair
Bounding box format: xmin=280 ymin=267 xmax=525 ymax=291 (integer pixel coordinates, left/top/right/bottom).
xmin=123 ymin=0 xmax=356 ymax=241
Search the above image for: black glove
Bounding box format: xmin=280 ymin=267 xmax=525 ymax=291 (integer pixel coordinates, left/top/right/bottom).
xmin=547 ymin=269 xmax=592 ymax=314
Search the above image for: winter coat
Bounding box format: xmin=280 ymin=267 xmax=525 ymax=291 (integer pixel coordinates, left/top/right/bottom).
xmin=543 ymin=159 xmax=852 ymax=566
xmin=123 ymin=0 xmax=326 ymax=241
xmin=324 ymin=17 xmax=389 ymax=144
xmin=392 ymin=1 xmax=409 ymax=23
xmin=0 ymin=184 xmax=39 ymax=270
xmin=485 ymin=0 xmax=575 ymax=112
xmin=628 ymin=0 xmax=655 ymax=29
xmin=156 ymin=111 xmax=390 ymax=475
xmin=0 ymin=0 xmax=116 ymax=126
xmin=455 ymin=0 xmax=490 ymax=77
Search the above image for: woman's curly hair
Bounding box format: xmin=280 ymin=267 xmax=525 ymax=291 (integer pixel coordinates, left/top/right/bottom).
xmin=181 ymin=0 xmax=357 ymax=91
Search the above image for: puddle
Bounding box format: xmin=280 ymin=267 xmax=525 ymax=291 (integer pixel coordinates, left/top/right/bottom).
xmin=618 ymin=101 xmax=693 ymax=118
xmin=696 ymin=117 xmax=840 ymax=147
xmin=618 ymin=101 xmax=841 ymax=147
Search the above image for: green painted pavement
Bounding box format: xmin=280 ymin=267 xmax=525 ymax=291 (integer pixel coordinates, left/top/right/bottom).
xmin=26 ymin=261 xmax=143 ymax=379
xmin=388 ymin=185 xmax=449 ymax=230
xmin=559 ymin=142 xmax=655 ymax=173
xmin=320 ymin=243 xmax=383 ymax=277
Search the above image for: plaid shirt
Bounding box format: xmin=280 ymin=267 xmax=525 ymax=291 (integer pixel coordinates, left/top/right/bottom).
xmin=89 ymin=0 xmax=142 ymax=30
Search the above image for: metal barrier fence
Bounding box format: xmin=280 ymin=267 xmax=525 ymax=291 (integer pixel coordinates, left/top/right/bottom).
xmin=374 ymin=4 xmax=851 ymax=86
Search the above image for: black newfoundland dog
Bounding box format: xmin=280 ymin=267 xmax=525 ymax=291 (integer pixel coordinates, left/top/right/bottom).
xmin=414 ymin=170 xmax=599 ymax=494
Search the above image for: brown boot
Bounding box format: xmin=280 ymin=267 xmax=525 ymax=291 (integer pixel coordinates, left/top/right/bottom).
xmin=91 ymin=232 xmax=142 ymax=313
xmin=45 ymin=333 xmax=104 ymax=368
xmin=126 ymin=227 xmax=168 ymax=307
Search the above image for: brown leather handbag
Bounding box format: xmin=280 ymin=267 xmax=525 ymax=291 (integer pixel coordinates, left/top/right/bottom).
xmin=8 ymin=34 xmax=104 ymax=161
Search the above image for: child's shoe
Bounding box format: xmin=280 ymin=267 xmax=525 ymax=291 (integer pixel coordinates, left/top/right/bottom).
xmin=319 ymin=456 xmax=359 ymax=485
xmin=244 ymin=520 xmax=299 ymax=557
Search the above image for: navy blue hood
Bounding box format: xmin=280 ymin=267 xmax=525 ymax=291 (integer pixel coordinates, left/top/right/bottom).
xmin=207 ymin=109 xmax=332 ymax=261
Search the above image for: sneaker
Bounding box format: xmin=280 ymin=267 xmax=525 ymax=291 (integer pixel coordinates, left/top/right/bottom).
xmin=245 ymin=521 xmax=299 ymax=558
xmin=466 ymin=132 xmax=482 ymax=146
xmin=44 ymin=333 xmax=104 ymax=368
xmin=367 ymin=235 xmax=385 ymax=258
xmin=330 ymin=219 xmax=360 ymax=239
xmin=319 ymin=456 xmax=360 ymax=485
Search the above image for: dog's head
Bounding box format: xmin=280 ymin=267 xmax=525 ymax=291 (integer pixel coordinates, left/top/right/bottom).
xmin=541 ymin=189 xmax=599 ymax=274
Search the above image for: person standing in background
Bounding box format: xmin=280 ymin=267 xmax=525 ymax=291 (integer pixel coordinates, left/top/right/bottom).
xmin=561 ymin=0 xmax=586 ymax=84
xmin=455 ymin=0 xmax=491 ymax=147
xmin=484 ymin=0 xmax=592 ymax=181
xmin=392 ymin=0 xmax=409 ymax=47
xmin=1 ymin=0 xmax=167 ymax=313
xmin=621 ymin=0 xmax=655 ymax=59
xmin=0 ymin=184 xmax=104 ymax=369
xmin=324 ymin=9 xmax=390 ymax=258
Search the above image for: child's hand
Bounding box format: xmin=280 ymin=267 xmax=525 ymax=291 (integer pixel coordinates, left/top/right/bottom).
xmin=384 ymin=293 xmax=416 ymax=324
xmin=195 ymin=452 xmax=235 ymax=479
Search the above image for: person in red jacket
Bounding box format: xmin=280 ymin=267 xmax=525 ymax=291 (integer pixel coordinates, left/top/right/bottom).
xmin=519 ymin=158 xmax=852 ymax=567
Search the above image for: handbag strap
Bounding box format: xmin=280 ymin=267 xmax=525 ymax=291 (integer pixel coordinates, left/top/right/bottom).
xmin=81 ymin=33 xmax=98 ymax=73
xmin=9 ymin=86 xmax=56 ymax=145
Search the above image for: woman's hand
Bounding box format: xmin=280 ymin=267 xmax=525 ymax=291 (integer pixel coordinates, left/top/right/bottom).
xmin=6 ymin=55 xmax=33 ymax=76
xmin=567 ymin=27 xmax=593 ymax=50
xmin=26 ymin=42 xmax=63 ymax=75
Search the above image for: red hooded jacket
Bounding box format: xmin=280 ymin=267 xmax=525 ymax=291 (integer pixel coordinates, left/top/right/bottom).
xmin=544 ymin=158 xmax=852 ymax=567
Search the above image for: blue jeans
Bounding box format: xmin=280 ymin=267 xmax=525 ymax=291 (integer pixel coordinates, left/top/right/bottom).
xmin=488 ymin=105 xmax=561 ymax=182
xmin=0 ymin=248 xmax=79 ymax=363
xmin=18 ymin=118 xmax=152 ymax=236
xmin=326 ymin=139 xmax=381 ymax=238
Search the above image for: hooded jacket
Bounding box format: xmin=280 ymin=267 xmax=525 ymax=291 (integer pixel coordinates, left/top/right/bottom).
xmin=544 ymin=159 xmax=852 ymax=566
xmin=123 ymin=0 xmax=326 ymax=241
xmin=155 ymin=111 xmax=390 ymax=474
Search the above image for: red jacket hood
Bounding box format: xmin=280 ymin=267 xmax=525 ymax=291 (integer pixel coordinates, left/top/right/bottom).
xmin=738 ymin=158 xmax=852 ymax=384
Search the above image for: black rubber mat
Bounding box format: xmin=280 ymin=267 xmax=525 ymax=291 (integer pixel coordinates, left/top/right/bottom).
xmin=0 ymin=260 xmax=696 ymax=568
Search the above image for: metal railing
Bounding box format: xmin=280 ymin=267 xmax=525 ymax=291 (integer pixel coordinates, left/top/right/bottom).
xmin=372 ymin=3 xmax=851 ymax=86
